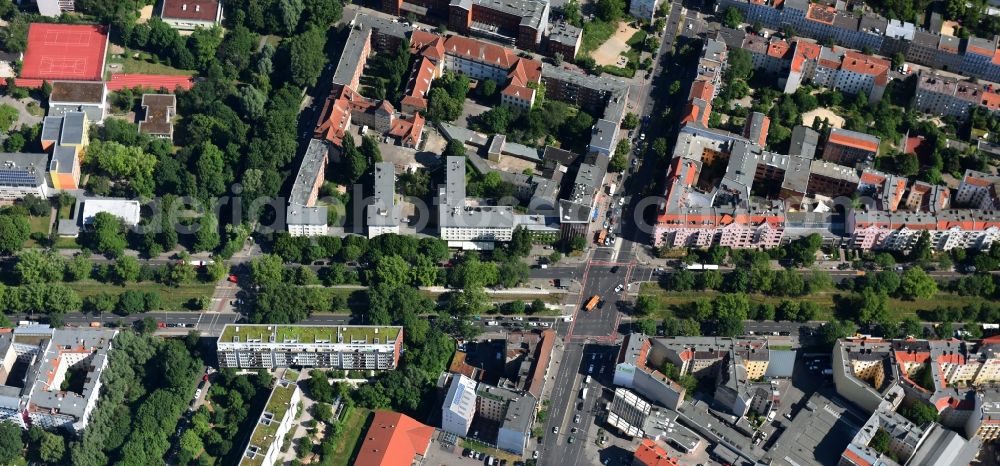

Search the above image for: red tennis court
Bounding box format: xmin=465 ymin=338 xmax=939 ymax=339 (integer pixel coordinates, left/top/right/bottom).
xmin=20 ymin=23 xmax=108 ymax=82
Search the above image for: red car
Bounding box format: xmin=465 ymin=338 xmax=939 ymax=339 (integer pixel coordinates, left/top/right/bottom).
xmin=227 ymin=275 xmax=238 ymax=283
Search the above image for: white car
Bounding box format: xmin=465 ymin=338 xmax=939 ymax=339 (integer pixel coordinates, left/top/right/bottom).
xmin=486 ymin=321 xmax=499 ymax=326
xmin=553 ymin=426 xmax=559 ymax=434
xmin=540 ymin=322 xmax=551 ymax=327
xmin=615 ymin=284 xmax=624 ymax=293
xmin=512 ymin=316 xmax=524 ymax=321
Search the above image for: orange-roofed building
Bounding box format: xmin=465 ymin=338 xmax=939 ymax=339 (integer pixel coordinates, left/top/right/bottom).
xmin=822 ymin=127 xmax=881 ymax=165
xmin=955 ymin=168 xmax=1000 ymax=209
xmin=355 ymin=411 xmax=435 ymax=466
xmin=634 ymin=439 xmax=680 ymax=466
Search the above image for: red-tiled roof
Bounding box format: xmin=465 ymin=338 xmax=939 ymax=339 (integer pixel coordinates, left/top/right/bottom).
xmin=791 ymin=41 xmax=821 ymax=73
xmin=106 ymin=73 xmax=194 ymax=91
xmin=859 ymin=171 xmax=886 ymax=185
xmin=388 ymin=113 xmax=425 ymax=146
xmin=634 ymin=439 xmax=680 ymax=466
xmin=314 ymin=95 xmax=352 ymax=146
xmin=355 ymin=411 xmax=435 ymax=466
xmin=767 ymin=40 xmax=792 ymax=59
xmin=527 ymin=329 xmax=555 ymax=398
xmin=828 ymin=131 xmax=880 ymax=153
xmin=688 ymin=81 xmax=714 ymax=102
xmin=161 ymin=0 xmax=221 ymax=21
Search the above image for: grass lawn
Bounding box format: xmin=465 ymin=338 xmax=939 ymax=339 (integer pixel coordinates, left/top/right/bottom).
xmin=581 ymin=20 xmax=617 ymax=55
xmin=58 ymin=203 xmax=73 ymax=220
xmin=639 ymin=283 xmax=990 ymax=321
xmin=66 ymin=280 xmax=216 ymax=310
xmin=52 ymin=237 xmax=79 ymax=249
xmin=27 ymin=215 xmax=50 ymax=235
xmin=22 ymin=215 xmax=52 ymax=248
xmin=108 ymin=55 xmax=194 ymax=76
xmin=627 ymin=30 xmax=647 ymax=47
xmin=25 ymin=102 xmax=44 ymax=117
xmin=329 ymin=407 xmax=371 ymax=466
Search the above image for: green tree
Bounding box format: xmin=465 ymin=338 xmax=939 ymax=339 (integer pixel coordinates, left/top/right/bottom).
xmin=509 ymin=227 xmax=533 ymax=257
xmin=909 ymin=230 xmax=933 ymax=262
xmin=84 ymin=212 xmax=128 ymax=257
xmin=636 ymin=319 xmax=657 ymax=335
xmin=278 ymin=0 xmax=305 ymax=34
xmin=195 ymin=142 xmax=229 ymax=198
xmin=15 ymin=250 xmax=65 ymax=284
xmin=899 ymin=402 xmax=940 ymax=425
xmin=480 ymin=79 xmax=498 ymax=99
xmin=819 ymin=320 xmax=858 ymax=347
xmin=287 ymin=26 xmax=328 ymax=88
xmin=596 ymin=0 xmax=625 ymax=21
xmin=443 ymin=139 xmax=467 ymax=157
xmin=373 ymin=255 xmax=412 ymax=287
xmin=622 ymin=112 xmax=639 ymax=130
xmin=899 ymin=267 xmax=937 ymax=300
xmin=114 ymin=256 xmax=141 ymax=283
xmin=634 ymin=294 xmax=657 ymax=316
xmin=0 ymin=422 xmax=23 ymax=465
xmin=178 ymin=429 xmax=204 ymax=464
xmin=193 ymin=214 xmax=221 ymax=252
xmin=722 ymin=7 xmax=744 ymax=28
xmin=870 ymin=428 xmax=890 ymax=453
xmin=250 ymin=254 xmax=285 ymax=287
xmin=85 ymin=140 xmax=156 ymax=197
xmin=0 ymin=104 xmax=17 ymax=132
xmin=65 ymin=253 xmax=93 ymax=281
xmin=0 ymin=213 xmax=30 ymax=254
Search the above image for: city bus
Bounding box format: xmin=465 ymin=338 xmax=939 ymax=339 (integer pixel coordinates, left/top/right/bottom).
xmin=583 ymin=295 xmax=600 ymax=312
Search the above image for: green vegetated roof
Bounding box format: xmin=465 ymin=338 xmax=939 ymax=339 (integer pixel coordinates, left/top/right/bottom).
xmin=241 ymin=377 xmax=298 ymax=466
xmin=221 ymin=325 xmax=401 ymax=345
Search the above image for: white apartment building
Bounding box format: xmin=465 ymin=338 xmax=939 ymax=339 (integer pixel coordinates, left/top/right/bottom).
xmin=216 ymin=325 xmax=403 ymax=370
xmin=442 ymin=374 xmax=478 ymax=436
xmin=239 ymin=371 xmax=301 ymax=466
xmin=439 ymin=157 xmax=515 ymax=249
xmin=955 ymin=169 xmax=1000 ymax=208
xmin=629 ymin=0 xmax=659 ymax=21
xmin=0 ymin=153 xmax=50 ymax=200
xmin=367 ymin=162 xmax=401 ymax=238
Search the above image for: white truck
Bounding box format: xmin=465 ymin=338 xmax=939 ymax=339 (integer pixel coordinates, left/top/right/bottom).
xmin=580 ymin=388 xmax=588 ymax=400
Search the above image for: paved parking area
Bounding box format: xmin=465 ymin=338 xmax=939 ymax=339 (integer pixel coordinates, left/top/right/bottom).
xmin=424 ymin=438 xmax=485 ymax=466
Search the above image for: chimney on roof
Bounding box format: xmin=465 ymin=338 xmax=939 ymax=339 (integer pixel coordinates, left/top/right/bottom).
xmin=182 ymin=4 xmax=187 ymax=11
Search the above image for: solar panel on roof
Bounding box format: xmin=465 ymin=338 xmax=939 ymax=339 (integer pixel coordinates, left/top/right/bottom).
xmin=0 ymin=170 xmax=40 ymax=187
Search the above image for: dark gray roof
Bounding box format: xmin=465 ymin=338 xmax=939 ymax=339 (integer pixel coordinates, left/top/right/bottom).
xmin=439 ymin=156 xmax=515 ymax=229
xmin=286 ymin=206 xmax=328 ymax=226
xmin=788 ymin=125 xmax=819 ymax=159
xmin=59 ymin=112 xmax=86 ymax=145
xmin=588 ymin=119 xmax=618 ymax=153
xmin=0 ymin=153 xmax=48 ymax=187
xmin=367 ymin=162 xmax=400 ymax=228
xmin=289 ymin=139 xmax=330 ymax=206
xmin=469 ymin=0 xmax=548 ymax=29
xmin=911 ymin=30 xmax=939 ymax=48
xmin=41 ymin=116 xmax=62 ymax=142
xmin=765 ymin=350 xmax=796 ymax=378
xmin=332 ymin=27 xmax=371 ymax=87
xmin=49 ymin=145 xmax=76 ymax=174
xmin=548 ymin=21 xmax=581 ymax=47
xmin=858 ymin=14 xmax=887 ymax=34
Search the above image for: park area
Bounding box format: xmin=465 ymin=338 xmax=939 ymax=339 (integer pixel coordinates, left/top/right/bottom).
xmin=591 ymin=22 xmax=642 ymax=66
xmin=639 ymin=283 xmax=993 ymax=323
